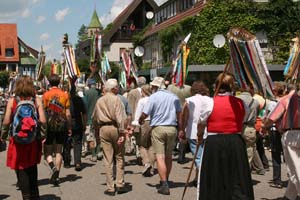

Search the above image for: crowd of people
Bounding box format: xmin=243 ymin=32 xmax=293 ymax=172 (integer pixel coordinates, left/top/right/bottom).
xmin=0 ymin=73 xmax=299 ymax=200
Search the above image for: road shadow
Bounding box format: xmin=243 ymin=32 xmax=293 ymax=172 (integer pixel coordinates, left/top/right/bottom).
xmin=252 ymin=179 xmax=260 ymax=185
xmin=172 ymin=157 xmax=192 ymax=164
xmin=146 ymin=181 xmax=187 ymax=189
xmin=38 ymin=174 xmax=82 ymax=186
xmin=0 ymin=194 xmax=10 ymax=199
xmin=80 ymin=162 xmax=96 ymax=170
xmin=40 ymin=194 xmax=61 ymax=200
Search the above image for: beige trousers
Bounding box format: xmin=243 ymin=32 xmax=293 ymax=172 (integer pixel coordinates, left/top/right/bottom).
xmin=139 ymin=121 xmax=155 ymax=167
xmin=242 ymin=125 xmax=257 ymax=165
xmin=282 ymin=130 xmax=300 ymax=200
xmin=100 ymin=125 xmax=125 ymax=191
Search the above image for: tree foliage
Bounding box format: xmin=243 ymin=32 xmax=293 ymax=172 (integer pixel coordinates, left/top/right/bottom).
xmin=140 ymin=0 xmax=300 ymax=66
xmin=0 ymin=71 xmax=9 ymax=89
xmin=76 ymin=24 xmax=88 ymax=48
xmin=187 ymin=0 xmax=263 ymax=64
xmin=257 ymin=0 xmax=300 ymax=63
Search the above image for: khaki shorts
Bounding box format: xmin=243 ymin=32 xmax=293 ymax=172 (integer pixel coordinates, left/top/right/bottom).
xmin=44 ymin=144 xmax=63 ymax=158
xmin=151 ymin=126 xmax=177 ymax=156
xmin=85 ymin=125 xmax=96 ymax=142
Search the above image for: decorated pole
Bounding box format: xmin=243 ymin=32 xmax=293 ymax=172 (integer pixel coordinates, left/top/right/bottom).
xmin=169 ymin=33 xmax=191 ymax=87
xmin=284 ymin=36 xmax=300 ymax=84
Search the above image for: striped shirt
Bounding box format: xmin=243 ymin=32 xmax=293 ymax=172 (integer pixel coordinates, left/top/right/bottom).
xmin=268 ymin=90 xmax=300 ymax=131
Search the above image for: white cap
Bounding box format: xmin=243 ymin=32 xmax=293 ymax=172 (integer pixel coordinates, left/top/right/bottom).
xmin=104 ymin=79 xmax=118 ymax=91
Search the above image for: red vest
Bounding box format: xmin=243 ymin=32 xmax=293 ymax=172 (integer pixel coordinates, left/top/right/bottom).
xmin=207 ymin=95 xmax=245 ymax=134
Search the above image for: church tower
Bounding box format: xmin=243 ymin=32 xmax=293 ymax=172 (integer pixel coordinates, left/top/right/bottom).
xmin=88 ymin=9 xmax=103 ymax=37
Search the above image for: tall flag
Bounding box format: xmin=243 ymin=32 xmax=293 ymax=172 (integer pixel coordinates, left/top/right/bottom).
xmin=172 ymin=33 xmax=191 ymax=87
xmin=130 ymin=51 xmax=139 ymax=82
xmin=35 ymin=47 xmax=46 ymax=81
xmin=284 ymin=37 xmax=300 ymax=83
xmin=121 ymin=50 xmax=132 ymax=78
xmin=90 ymin=34 xmax=102 ymax=63
xmin=100 ymin=53 xmax=111 ymax=82
xmin=227 ymin=28 xmax=274 ymax=98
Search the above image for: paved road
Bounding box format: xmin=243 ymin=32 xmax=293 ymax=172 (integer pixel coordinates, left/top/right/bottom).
xmin=0 ymin=147 xmax=287 ymax=200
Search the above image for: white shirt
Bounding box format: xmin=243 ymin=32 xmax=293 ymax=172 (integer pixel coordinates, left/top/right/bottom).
xmin=185 ymin=94 xmax=214 ymax=140
xmin=132 ymin=96 xmax=150 ymax=126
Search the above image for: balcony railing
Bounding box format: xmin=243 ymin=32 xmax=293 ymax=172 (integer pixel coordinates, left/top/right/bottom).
xmin=112 ymin=28 xmax=142 ymax=42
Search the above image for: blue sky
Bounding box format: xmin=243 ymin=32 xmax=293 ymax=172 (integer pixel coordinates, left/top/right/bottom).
xmin=0 ymin=0 xmax=166 ymax=61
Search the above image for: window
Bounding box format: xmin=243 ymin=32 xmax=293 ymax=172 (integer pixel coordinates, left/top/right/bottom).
xmin=5 ymin=48 xmax=14 ymax=57
xmin=8 ymin=64 xmax=16 ymax=71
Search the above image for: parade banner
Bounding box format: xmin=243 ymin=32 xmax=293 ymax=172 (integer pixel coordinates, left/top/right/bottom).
xmin=64 ymin=45 xmax=80 ymax=78
xmin=227 ymin=28 xmax=274 ymax=98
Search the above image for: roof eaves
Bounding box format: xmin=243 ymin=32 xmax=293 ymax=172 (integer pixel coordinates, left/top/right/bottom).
xmin=144 ymin=1 xmax=206 ymax=38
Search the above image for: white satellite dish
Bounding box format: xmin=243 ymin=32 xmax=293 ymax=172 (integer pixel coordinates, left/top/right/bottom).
xmin=134 ymin=46 xmax=145 ymax=57
xmin=213 ymin=34 xmax=226 ymax=48
xmin=146 ymin=11 xmax=154 ymax=20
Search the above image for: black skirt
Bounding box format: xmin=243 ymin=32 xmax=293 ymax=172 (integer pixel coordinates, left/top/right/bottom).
xmin=199 ymin=134 xmax=254 ymax=200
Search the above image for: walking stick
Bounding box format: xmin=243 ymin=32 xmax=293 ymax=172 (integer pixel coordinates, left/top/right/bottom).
xmin=181 ymin=141 xmax=201 ymax=200
xmin=214 ymin=58 xmax=231 ymax=96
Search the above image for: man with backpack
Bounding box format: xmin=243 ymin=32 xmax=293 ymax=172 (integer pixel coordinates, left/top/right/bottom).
xmin=43 ymin=74 xmax=72 ymax=186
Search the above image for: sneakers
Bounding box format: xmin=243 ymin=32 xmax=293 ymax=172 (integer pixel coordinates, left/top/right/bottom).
xmin=63 ymin=162 xmax=71 ymax=168
xmin=116 ymin=186 xmax=130 ymax=194
xmin=142 ymin=163 xmax=152 ymax=177
xmin=75 ymin=164 xmax=82 ymax=172
xmin=157 ymin=185 xmax=170 ymax=195
xmin=90 ymin=156 xmax=97 ymax=162
xmin=50 ymin=167 xmax=59 ymax=186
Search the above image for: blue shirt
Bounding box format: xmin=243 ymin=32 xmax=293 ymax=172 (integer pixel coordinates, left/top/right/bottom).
xmin=118 ymin=94 xmax=132 ymax=115
xmin=143 ymin=89 xmax=181 ymax=126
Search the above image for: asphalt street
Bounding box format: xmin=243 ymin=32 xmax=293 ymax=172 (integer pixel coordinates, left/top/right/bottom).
xmin=0 ymin=147 xmax=287 ymax=200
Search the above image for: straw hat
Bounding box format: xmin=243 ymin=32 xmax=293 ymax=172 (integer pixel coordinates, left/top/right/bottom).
xmin=150 ymin=77 xmax=166 ymax=89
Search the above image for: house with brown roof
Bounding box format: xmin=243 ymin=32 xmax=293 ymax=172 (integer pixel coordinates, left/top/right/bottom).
xmin=142 ymin=0 xmax=206 ymax=69
xmin=102 ymin=0 xmax=158 ymax=62
xmin=0 ymin=24 xmax=39 ymax=79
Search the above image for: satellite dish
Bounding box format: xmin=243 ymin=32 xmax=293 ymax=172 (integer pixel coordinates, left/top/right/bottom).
xmin=213 ymin=34 xmax=226 ymax=48
xmin=146 ymin=11 xmax=154 ymax=20
xmin=134 ymin=46 xmax=145 ymax=57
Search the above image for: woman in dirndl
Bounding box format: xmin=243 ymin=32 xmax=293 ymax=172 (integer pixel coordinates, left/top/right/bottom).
xmin=197 ymin=72 xmax=254 ymax=200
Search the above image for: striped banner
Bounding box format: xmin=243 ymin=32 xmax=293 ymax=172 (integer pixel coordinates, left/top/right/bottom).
xmin=228 ymin=28 xmax=274 ymax=98
xmin=64 ymin=45 xmax=80 ymax=78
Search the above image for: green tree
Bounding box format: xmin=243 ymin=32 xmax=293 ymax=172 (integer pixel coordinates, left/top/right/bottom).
xmin=77 ymin=58 xmax=90 ymax=75
xmin=76 ymin=24 xmax=88 ymax=48
xmin=257 ymin=0 xmax=300 ymax=63
xmin=44 ymin=60 xmax=53 ymax=77
xmin=0 ymin=71 xmax=9 ymax=89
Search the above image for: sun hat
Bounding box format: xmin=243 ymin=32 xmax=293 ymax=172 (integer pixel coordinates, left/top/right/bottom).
xmin=150 ymin=77 xmax=166 ymax=89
